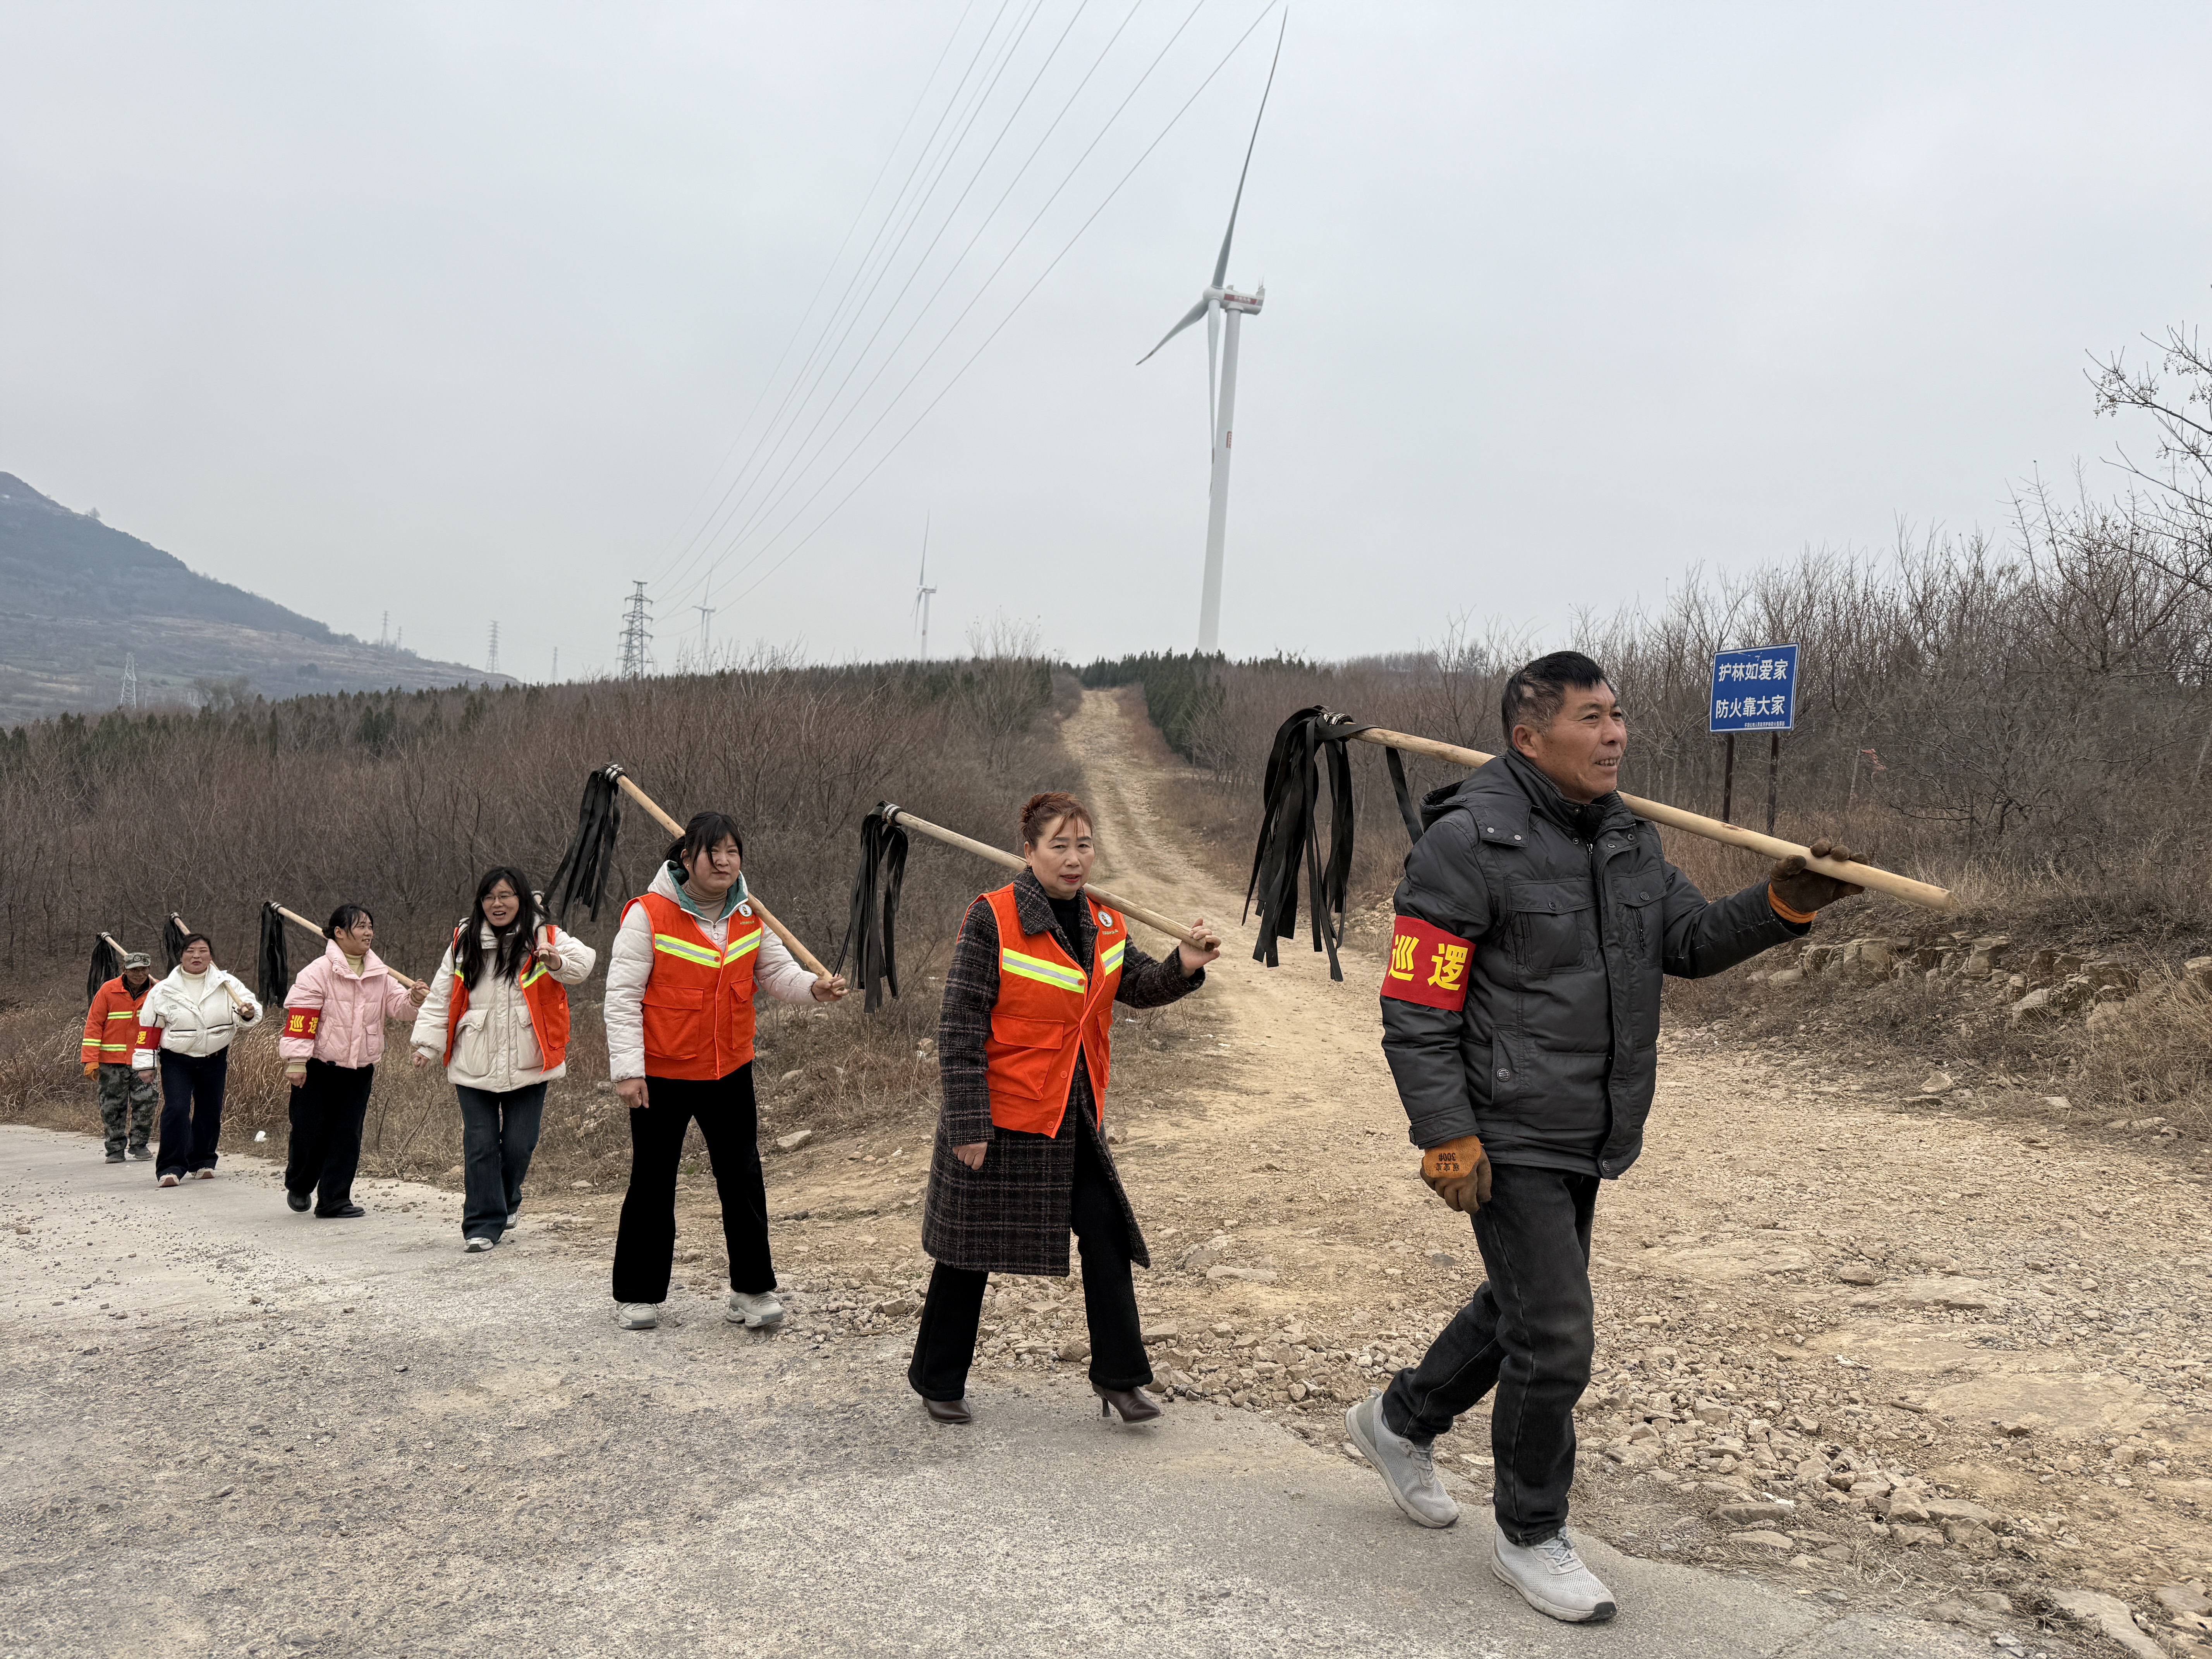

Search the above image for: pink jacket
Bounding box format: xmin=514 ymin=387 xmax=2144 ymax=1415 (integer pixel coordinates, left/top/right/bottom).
xmin=277 ymin=942 xmax=419 ymax=1068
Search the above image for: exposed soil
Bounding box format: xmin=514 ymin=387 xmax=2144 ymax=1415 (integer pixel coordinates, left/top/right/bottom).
xmin=716 ymin=689 xmax=2212 ymax=1654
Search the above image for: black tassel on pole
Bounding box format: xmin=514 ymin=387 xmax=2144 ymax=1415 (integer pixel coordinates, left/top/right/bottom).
xmin=258 ymin=902 xmax=291 ymax=1009
xmin=87 ymin=934 xmax=125 ymax=1006
xmin=836 ymin=804 xmax=910 ymax=1013
xmin=544 ymin=764 xmax=627 ymax=924
xmin=161 ymin=913 xmax=191 ymax=972
xmin=1242 ymin=707 xmax=1424 ymax=982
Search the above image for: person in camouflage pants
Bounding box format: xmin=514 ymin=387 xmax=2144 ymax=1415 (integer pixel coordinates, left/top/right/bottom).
xmin=83 ymin=952 xmax=159 ymax=1161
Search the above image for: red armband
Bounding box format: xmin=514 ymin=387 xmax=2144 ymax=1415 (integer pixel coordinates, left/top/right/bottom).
xmin=1381 ymin=915 xmax=1475 ymax=1011
xmin=285 ymin=1008 xmax=321 ymax=1040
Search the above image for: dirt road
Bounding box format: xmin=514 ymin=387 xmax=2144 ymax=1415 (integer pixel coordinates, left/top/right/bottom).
xmin=6 ymin=689 xmax=2202 ymax=1655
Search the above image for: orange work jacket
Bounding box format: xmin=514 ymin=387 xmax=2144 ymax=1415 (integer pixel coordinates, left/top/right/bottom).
xmin=82 ymin=976 xmax=158 ymax=1065
xmin=623 ymin=890 xmax=764 ymax=1080
xmin=981 ymin=884 xmax=1125 ymax=1137
xmin=440 ymin=924 xmax=572 ymax=1072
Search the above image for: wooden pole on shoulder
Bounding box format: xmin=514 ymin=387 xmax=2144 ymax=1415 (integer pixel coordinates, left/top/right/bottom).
xmin=1348 ymin=726 xmax=1956 ymax=914
xmin=269 ymin=904 xmax=429 ymax=992
xmin=879 ymin=805 xmax=1212 ymax=950
xmin=612 ymin=774 xmax=833 ymax=978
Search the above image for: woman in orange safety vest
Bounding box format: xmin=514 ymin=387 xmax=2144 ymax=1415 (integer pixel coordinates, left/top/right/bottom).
xmin=908 ymin=791 xmax=1219 ymax=1427
xmin=603 ymin=811 xmax=847 ymax=1333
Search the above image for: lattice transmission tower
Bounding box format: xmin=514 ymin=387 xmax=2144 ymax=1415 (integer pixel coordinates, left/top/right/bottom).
xmin=486 ymin=621 xmax=500 ymax=675
xmin=618 ymin=582 xmax=653 ymax=678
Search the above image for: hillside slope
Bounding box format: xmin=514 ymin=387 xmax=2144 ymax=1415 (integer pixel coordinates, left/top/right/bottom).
xmin=0 ymin=472 xmax=511 ymax=722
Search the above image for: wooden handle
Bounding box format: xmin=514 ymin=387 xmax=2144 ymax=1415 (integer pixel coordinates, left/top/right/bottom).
xmin=271 ymin=904 xmax=428 ymax=991
xmin=1350 ymin=727 xmax=1956 ymax=913
xmin=169 ymin=912 xmax=256 ymax=1008
xmin=612 ymin=773 xmax=833 ymax=979
xmin=882 ymin=807 xmax=1213 ymax=950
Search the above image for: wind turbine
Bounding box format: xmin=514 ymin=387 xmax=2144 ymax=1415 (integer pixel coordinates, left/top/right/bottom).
xmin=912 ymin=515 xmax=938 ymax=660
xmin=1139 ymin=17 xmax=1285 ymax=657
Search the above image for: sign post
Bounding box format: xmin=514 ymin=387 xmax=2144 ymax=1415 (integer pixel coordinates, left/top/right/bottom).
xmin=1708 ymin=644 xmax=1798 ymax=831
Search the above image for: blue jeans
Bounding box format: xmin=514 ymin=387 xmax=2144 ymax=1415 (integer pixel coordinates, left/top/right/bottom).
xmin=156 ymin=1048 xmax=230 ymax=1178
xmin=458 ymin=1083 xmax=546 ymax=1240
xmin=1382 ymin=1164 xmax=1599 ymax=1544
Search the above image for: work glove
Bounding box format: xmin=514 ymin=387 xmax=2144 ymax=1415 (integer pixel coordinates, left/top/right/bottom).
xmin=1767 ymin=838 xmax=1867 ymax=917
xmin=82 ymin=1061 xmax=99 ymax=1079
xmin=1421 ymin=1134 xmax=1492 ymax=1214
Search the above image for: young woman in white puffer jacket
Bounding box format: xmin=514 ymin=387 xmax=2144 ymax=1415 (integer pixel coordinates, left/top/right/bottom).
xmin=410 ymin=867 xmax=596 ymax=1252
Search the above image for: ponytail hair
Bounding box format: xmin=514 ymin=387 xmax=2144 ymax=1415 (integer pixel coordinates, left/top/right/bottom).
xmin=325 ymin=903 xmax=373 ymax=940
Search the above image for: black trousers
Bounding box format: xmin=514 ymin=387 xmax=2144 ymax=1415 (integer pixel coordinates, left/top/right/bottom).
xmin=155 ymin=1048 xmax=229 ymax=1178
xmin=611 ymin=1065 xmax=773 ymax=1303
xmin=285 ymin=1060 xmax=375 ymax=1214
xmin=1382 ymin=1163 xmax=1599 ymax=1545
xmin=908 ymin=1128 xmax=1151 ymax=1401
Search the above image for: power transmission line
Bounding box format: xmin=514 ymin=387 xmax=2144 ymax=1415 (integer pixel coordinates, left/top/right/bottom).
xmin=709 ymin=1 xmax=1283 ymax=610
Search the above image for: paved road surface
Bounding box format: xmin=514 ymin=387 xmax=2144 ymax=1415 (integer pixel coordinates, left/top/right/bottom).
xmin=0 ymin=1128 xmax=2024 ymax=1658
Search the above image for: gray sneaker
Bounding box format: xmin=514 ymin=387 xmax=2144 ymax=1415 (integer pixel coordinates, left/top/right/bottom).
xmin=725 ymin=1290 xmax=785 ymax=1329
xmin=464 ymin=1237 xmax=496 ymax=1254
xmin=1491 ymin=1524 xmax=1615 ymax=1623
xmin=1345 ymin=1393 xmax=1459 ymax=1528
xmin=614 ymin=1302 xmax=660 ymax=1329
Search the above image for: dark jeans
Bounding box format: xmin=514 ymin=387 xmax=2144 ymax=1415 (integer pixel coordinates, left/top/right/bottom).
xmin=285 ymin=1060 xmax=375 ymax=1214
xmin=457 ymin=1083 xmax=546 ymax=1240
xmin=156 ymin=1049 xmax=230 ymax=1177
xmin=612 ymin=1065 xmax=773 ymax=1303
xmin=908 ymin=1127 xmax=1152 ymax=1401
xmin=1382 ymin=1163 xmax=1599 ymax=1545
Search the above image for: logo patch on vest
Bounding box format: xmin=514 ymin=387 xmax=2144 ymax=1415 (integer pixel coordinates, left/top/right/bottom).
xmin=1381 ymin=915 xmax=1474 ymax=1011
xmin=1097 ymin=909 xmax=1115 ymax=929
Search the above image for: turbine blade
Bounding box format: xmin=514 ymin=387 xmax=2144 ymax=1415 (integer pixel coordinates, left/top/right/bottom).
xmin=1207 ymin=301 xmax=1221 ymax=439
xmin=1137 ymin=295 xmax=1211 ymax=366
xmin=1211 ymin=11 xmax=1288 ymax=290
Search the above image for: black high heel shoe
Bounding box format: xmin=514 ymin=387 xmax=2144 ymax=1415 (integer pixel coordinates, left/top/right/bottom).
xmin=1094 ymin=1384 xmax=1163 ymax=1424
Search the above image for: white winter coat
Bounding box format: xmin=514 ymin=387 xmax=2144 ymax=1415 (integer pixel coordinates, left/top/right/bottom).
xmin=409 ymin=922 xmax=597 ymax=1091
xmin=134 ymin=967 xmax=262 ymax=1067
xmin=603 ymin=862 xmax=817 ymax=1082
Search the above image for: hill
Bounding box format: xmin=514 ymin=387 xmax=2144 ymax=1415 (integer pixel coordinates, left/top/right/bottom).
xmin=0 ymin=472 xmax=512 ymax=722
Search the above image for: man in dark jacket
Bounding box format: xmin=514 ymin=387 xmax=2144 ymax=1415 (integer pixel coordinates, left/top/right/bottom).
xmin=1343 ymin=651 xmax=1864 ymax=1625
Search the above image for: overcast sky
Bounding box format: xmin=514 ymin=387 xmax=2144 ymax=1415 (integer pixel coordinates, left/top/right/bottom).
xmin=5 ymin=2 xmax=2210 ymax=677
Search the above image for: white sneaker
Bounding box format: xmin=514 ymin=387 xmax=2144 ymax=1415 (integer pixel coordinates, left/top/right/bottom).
xmin=464 ymin=1237 xmax=496 ymax=1254
xmin=1345 ymin=1393 xmax=1459 ymax=1528
xmin=725 ymin=1290 xmax=785 ymax=1329
xmin=614 ymin=1302 xmax=660 ymax=1329
xmin=1491 ymin=1523 xmax=1616 ymax=1623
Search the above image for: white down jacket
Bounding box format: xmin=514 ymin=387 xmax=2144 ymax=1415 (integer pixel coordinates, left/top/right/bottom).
xmin=134 ymin=967 xmax=262 ymax=1066
xmin=409 ymin=923 xmax=597 ymax=1092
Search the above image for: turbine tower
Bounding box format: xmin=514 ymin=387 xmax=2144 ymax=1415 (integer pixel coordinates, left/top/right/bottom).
xmin=1139 ymin=18 xmax=1285 ymax=657
xmin=912 ymin=516 xmax=939 ymax=660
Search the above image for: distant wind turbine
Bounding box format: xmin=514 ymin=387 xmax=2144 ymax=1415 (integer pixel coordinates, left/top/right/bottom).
xmin=1139 ymin=16 xmax=1286 ymax=657
xmin=913 ymin=516 xmax=939 ymax=660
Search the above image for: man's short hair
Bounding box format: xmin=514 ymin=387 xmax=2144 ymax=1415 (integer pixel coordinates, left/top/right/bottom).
xmin=1501 ymin=651 xmax=1612 ymax=745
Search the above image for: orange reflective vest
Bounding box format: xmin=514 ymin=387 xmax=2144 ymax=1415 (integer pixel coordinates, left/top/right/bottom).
xmin=623 ymin=890 xmax=764 ymax=1080
xmin=981 ymin=884 xmax=1125 ymax=1137
xmin=82 ymin=976 xmax=157 ymax=1065
xmin=440 ymin=925 xmax=572 ymax=1072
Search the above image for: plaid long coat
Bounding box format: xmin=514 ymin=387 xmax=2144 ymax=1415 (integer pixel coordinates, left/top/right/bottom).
xmin=919 ymin=869 xmax=1203 ymax=1277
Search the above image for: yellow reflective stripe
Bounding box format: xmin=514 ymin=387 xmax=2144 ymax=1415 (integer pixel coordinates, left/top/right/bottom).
xmin=98 ymin=1042 xmax=132 ymax=1052
xmin=1000 ymin=948 xmax=1085 ymax=993
xmin=723 ymin=931 xmax=762 ymax=964
xmin=651 ymin=932 xmax=720 ymax=968
xmin=1100 ymin=939 xmax=1126 ymax=974
xmin=105 ymin=1009 xmax=137 ymax=1020
xmin=519 ymin=961 xmax=552 ymax=988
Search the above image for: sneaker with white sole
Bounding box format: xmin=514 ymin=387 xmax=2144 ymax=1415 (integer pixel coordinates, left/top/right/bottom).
xmin=464 ymin=1237 xmax=496 ymax=1254
xmin=725 ymin=1290 xmax=785 ymax=1329
xmin=614 ymin=1302 xmax=660 ymax=1329
xmin=1491 ymin=1523 xmax=1616 ymax=1623
xmin=1344 ymin=1393 xmax=1459 ymax=1528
